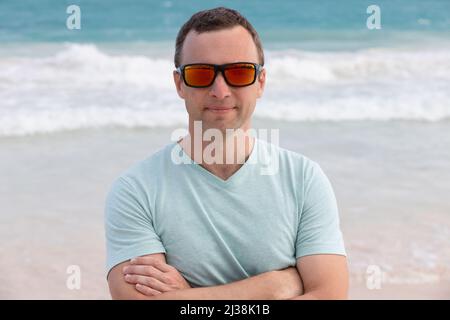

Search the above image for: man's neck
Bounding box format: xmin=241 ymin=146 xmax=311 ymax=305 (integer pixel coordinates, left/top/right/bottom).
xmin=178 ymin=129 xmax=255 ymax=181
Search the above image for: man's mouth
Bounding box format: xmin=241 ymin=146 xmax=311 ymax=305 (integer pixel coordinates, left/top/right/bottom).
xmin=205 ymin=106 xmax=237 ymax=113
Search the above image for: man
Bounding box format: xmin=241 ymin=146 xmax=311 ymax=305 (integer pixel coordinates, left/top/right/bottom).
xmin=105 ymin=7 xmax=348 ymax=300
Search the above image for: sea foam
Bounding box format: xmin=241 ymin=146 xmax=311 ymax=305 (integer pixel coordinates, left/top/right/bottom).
xmin=1 ymin=44 xmax=449 ymax=136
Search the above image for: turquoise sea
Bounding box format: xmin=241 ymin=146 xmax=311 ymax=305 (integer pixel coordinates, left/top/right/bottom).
xmin=0 ymin=0 xmax=450 ymax=135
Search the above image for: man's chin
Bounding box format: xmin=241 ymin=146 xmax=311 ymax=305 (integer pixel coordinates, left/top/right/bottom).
xmin=203 ymin=121 xmax=243 ymax=134
xmin=199 ymin=115 xmax=232 ymax=128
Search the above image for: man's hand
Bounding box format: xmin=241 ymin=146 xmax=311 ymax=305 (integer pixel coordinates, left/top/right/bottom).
xmin=123 ymin=256 xmax=191 ymax=296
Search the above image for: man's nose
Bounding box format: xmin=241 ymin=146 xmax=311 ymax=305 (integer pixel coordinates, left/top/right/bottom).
xmin=209 ymin=72 xmax=231 ymax=99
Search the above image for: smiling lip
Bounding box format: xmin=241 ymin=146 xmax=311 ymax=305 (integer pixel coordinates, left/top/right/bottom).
xmin=205 ymin=106 xmax=236 ymax=113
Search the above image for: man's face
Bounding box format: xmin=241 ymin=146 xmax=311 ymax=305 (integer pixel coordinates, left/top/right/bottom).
xmin=173 ymin=26 xmax=266 ymax=133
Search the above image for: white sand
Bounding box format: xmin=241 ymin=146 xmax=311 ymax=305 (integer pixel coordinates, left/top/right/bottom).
xmin=350 ymin=281 xmax=450 ymax=300
xmin=1 ymin=120 xmax=449 ymax=299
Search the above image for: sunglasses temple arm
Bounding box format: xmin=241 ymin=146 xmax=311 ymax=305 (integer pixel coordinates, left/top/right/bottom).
xmin=257 ymin=64 xmax=263 ymax=74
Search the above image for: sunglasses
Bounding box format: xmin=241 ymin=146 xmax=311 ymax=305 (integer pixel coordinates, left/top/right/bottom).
xmin=176 ymin=62 xmax=263 ymax=88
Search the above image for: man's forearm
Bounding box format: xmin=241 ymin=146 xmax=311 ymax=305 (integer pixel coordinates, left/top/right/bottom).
xmin=289 ymin=287 xmax=348 ymax=300
xmin=148 ymin=268 xmax=302 ymax=300
xmin=289 ymin=290 xmax=348 ymax=300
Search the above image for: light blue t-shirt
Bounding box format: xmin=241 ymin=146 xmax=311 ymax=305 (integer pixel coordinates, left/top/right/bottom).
xmin=105 ymin=138 xmax=346 ymax=287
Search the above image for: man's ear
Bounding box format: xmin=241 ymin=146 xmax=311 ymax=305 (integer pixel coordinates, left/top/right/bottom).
xmin=173 ymin=70 xmax=185 ymax=99
xmin=256 ymin=68 xmax=266 ymax=99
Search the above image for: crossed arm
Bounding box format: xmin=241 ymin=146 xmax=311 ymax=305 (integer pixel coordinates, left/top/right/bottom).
xmin=107 ymin=253 xmax=348 ymax=300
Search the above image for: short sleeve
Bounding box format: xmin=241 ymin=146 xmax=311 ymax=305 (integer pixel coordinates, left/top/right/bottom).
xmin=295 ymin=161 xmax=346 ymax=259
xmin=104 ymin=177 xmax=165 ymax=277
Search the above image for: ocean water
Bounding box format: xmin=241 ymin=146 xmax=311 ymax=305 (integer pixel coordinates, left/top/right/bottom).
xmin=1 ymin=0 xmax=450 ymax=136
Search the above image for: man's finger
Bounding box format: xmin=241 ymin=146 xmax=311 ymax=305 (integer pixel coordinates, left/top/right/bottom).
xmin=125 ymin=274 xmax=171 ymax=292
xmin=123 ymin=265 xmax=167 ymax=283
xmin=130 ymin=257 xmax=173 ymax=272
xmin=135 ymin=283 xmax=161 ymax=297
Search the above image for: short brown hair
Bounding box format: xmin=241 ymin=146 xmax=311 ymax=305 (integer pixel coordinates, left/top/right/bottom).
xmin=174 ymin=7 xmax=264 ymax=67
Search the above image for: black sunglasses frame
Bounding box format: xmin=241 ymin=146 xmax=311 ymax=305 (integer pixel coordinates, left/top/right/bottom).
xmin=176 ymin=62 xmax=263 ymax=88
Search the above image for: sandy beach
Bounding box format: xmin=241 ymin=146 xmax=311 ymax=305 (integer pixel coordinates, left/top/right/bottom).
xmin=1 ymin=119 xmax=449 ymax=299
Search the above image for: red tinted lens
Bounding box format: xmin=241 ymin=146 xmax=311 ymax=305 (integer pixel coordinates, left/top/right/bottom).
xmin=184 ymin=65 xmax=215 ymax=87
xmin=224 ymin=63 xmax=256 ymax=86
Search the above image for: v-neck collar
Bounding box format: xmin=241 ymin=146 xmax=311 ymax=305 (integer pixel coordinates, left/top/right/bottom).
xmin=173 ymin=137 xmax=259 ymax=188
